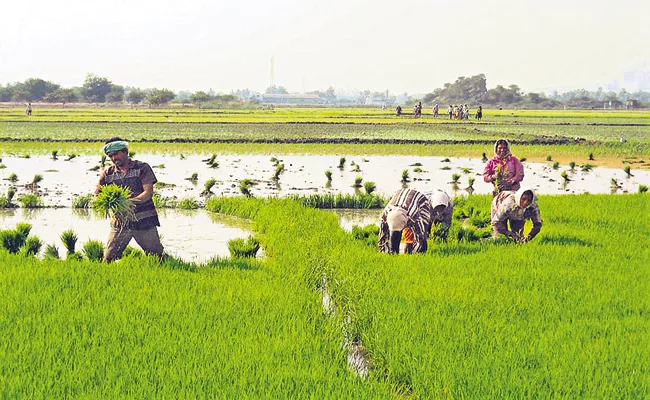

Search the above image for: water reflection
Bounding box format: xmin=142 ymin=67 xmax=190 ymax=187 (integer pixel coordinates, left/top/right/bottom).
xmin=0 ymin=208 xmax=252 ymax=262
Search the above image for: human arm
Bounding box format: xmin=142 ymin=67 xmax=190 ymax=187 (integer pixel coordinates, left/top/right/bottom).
xmin=95 ymin=169 xmax=107 ymax=194
xmin=522 ymin=205 xmax=543 ymax=242
xmin=483 ymin=159 xmax=496 ymax=183
xmin=132 ymin=183 xmax=154 ymax=203
xmin=509 ymin=158 xmax=525 ymax=186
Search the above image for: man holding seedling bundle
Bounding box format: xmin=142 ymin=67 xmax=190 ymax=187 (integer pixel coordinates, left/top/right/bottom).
xmin=379 ymin=188 xmax=434 ymax=254
xmin=95 ymin=137 xmax=164 ymax=262
xmin=491 ymin=186 xmax=542 ymax=242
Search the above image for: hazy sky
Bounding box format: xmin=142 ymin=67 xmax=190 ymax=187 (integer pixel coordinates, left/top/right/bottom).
xmin=1 ymin=0 xmax=649 ymax=94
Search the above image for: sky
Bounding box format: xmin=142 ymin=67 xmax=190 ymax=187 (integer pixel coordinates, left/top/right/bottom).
xmin=1 ymin=0 xmax=649 ymax=95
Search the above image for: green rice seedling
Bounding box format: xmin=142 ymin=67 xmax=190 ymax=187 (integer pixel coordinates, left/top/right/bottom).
xmin=560 ymin=171 xmax=570 ymax=182
xmin=7 ymin=173 xmax=18 ymax=182
xmin=15 ymin=223 xmax=31 ymax=241
xmin=60 ymin=229 xmax=78 ymax=256
xmin=0 ymin=164 xmax=5 ymax=169
xmin=203 ymin=154 xmax=217 ymax=164
xmin=88 ymin=165 xmax=101 ymax=171
xmin=202 ymin=177 xmax=217 ymax=195
xmin=441 ymin=158 xmax=451 ymax=162
xmin=546 ymin=155 xmax=552 ymax=161
xmin=451 ymin=173 xmax=461 ymax=184
xmin=639 ymin=184 xmax=648 ymax=194
xmin=209 ymin=160 xmax=219 ymax=168
xmin=152 ymin=193 xmax=170 ymax=208
xmin=0 ymin=230 xmax=24 ymax=254
xmin=623 ymin=166 xmax=633 ymax=177
xmin=440 ymin=166 xmax=452 ymax=170
xmin=401 ymin=170 xmax=409 ymax=182
xmin=467 ymin=177 xmax=475 ymax=189
xmin=461 ymin=167 xmax=472 ymax=174
xmin=18 ymin=194 xmax=43 ymax=208
xmin=21 ymin=153 xmax=30 ymax=159
xmin=122 ymin=245 xmax=144 ymax=258
xmin=51 ymin=150 xmax=58 ymax=160
xmin=338 ymin=157 xmax=346 ymax=169
xmin=91 ymin=184 xmax=135 ymax=224
xmin=519 ymin=157 xmax=527 ymax=162
xmin=413 ymin=167 xmax=423 ymax=173
xmin=610 ymin=178 xmax=622 ymax=190
xmin=0 ymin=197 xmax=9 ymax=209
xmin=82 ymin=240 xmax=104 ymax=262
xmin=65 ymin=153 xmax=76 ymax=161
xmin=272 ymin=163 xmax=285 ymax=180
xmin=582 ymin=163 xmax=594 ymax=172
xmin=364 ymin=181 xmax=377 ymax=195
xmin=100 ymin=154 xmax=107 ymax=166
xmin=351 ymin=164 xmax=361 ymax=172
xmin=179 ymin=154 xmax=186 ymax=160
xmin=186 ymin=172 xmax=199 ymax=182
xmin=353 ymin=176 xmax=363 ymax=187
xmin=22 ymin=236 xmax=42 ymax=257
xmin=31 ymin=174 xmax=43 ymax=185
xmin=325 ymin=170 xmax=332 ymax=181
xmin=239 ymin=179 xmax=256 ymax=197
xmin=410 ymin=162 xmax=423 ymax=167
xmin=350 ymin=224 xmax=379 ymax=247
xmin=177 ymin=197 xmax=199 ymax=210
xmin=227 ymin=236 xmax=260 ymax=258
xmin=481 ymin=152 xmax=488 ymax=162
xmin=44 ymin=243 xmax=60 ymax=259
xmin=362 ymin=158 xmax=369 ymax=162
xmin=569 ymin=161 xmax=576 ymax=171
xmin=128 ymin=151 xmax=135 ymax=158
xmin=153 ymin=163 xmax=165 ymax=169
xmin=589 ymin=152 xmax=595 ymax=161
xmin=7 ymin=187 xmax=16 ymax=202
xmin=350 ymin=161 xmax=356 ymax=166
xmin=552 ymin=161 xmax=559 ymax=170
xmin=71 ymin=193 xmax=93 ymax=208
xmin=270 ymin=156 xmax=280 ymax=166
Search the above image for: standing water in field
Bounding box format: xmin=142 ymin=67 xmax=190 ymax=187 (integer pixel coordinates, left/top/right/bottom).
xmin=0 ymin=208 xmax=253 ymax=263
xmin=0 ymin=154 xmax=648 ymax=206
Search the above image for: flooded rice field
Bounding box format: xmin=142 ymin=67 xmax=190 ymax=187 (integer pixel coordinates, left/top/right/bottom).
xmin=1 ymin=153 xmax=648 ymax=207
xmin=0 ymin=208 xmax=252 ymax=262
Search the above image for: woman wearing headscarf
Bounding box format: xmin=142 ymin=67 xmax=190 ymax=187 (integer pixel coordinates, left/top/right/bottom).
xmin=483 ymin=138 xmax=524 ymax=196
xmin=490 ymin=187 xmax=542 ymax=242
xmin=378 ymin=188 xmax=433 ymax=254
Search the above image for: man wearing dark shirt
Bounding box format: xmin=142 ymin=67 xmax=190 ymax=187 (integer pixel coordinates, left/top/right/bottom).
xmin=95 ymin=137 xmax=164 ymax=262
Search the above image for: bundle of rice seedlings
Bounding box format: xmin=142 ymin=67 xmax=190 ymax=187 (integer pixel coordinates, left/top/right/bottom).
xmin=21 ymin=153 xmax=30 ymax=159
xmin=91 ymin=184 xmax=135 ymax=223
xmin=100 ymin=154 xmax=107 ymax=166
xmin=520 ymin=157 xmax=527 ymax=162
xmin=270 ymin=156 xmax=280 ymax=166
xmin=44 ymin=243 xmax=60 ymax=259
xmin=128 ymin=151 xmax=135 ymax=158
xmin=88 ymin=165 xmax=101 ymax=171
xmin=177 ymin=197 xmax=199 ymax=210
xmin=15 ymin=223 xmax=32 ymax=240
xmin=363 ymin=181 xmax=376 ymax=195
xmin=22 ymin=236 xmax=43 ymax=257
xmin=51 ymin=150 xmax=58 ymax=160
xmin=461 ymin=167 xmax=472 ymax=174
xmin=8 ymin=173 xmax=18 ymax=182
xmin=351 ymin=164 xmax=361 ymax=172
xmin=481 ymin=152 xmax=488 ymax=162
xmin=441 ymin=158 xmax=451 ymax=163
xmin=582 ymin=163 xmax=594 ymax=172
xmin=203 ymin=154 xmax=217 ymax=164
xmin=202 ymin=178 xmax=217 ymax=195
xmin=560 ymin=171 xmax=571 ymax=182
xmin=552 ymin=162 xmax=560 ymax=170
xmin=639 ymin=185 xmax=648 ymax=194
xmin=239 ymin=179 xmax=256 ymax=197
xmin=610 ymin=178 xmax=622 ymax=190
xmin=60 ymin=229 xmax=78 ymax=256
xmin=227 ymin=236 xmax=260 ymax=258
xmin=409 ymin=162 xmax=423 ymax=167
xmin=450 ymin=173 xmax=461 ymax=184
xmin=413 ymin=167 xmax=423 ymax=173
xmin=272 ymin=164 xmax=285 ymax=180
xmin=589 ymin=152 xmax=595 ymax=161
xmin=338 ymin=157 xmax=346 ymax=169
xmin=186 ymin=172 xmax=199 ymax=182
xmin=0 ymin=230 xmax=22 ymax=254
xmin=66 ymin=154 xmax=77 ymax=161
xmin=72 ymin=193 xmax=93 ymax=208
xmin=623 ymin=166 xmax=633 ymax=177
xmin=401 ymin=170 xmax=409 ymax=182
xmin=7 ymin=187 xmax=16 ymax=202
xmin=546 ymin=155 xmax=553 ymax=161
xmin=353 ymin=176 xmax=363 ymax=187
xmin=569 ymin=161 xmax=576 ymax=171
xmin=18 ymin=194 xmax=43 ymax=208
xmin=325 ymin=170 xmax=332 ymax=181
xmin=31 ymin=174 xmax=44 ymax=185
xmin=152 ymin=193 xmax=170 ymax=209
xmin=82 ymin=240 xmax=104 ymax=262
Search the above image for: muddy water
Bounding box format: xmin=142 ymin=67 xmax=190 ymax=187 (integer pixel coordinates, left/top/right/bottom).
xmin=329 ymin=209 xmax=379 ymax=231
xmin=0 ymin=208 xmax=252 ymax=262
xmin=0 ymin=154 xmax=648 ymax=207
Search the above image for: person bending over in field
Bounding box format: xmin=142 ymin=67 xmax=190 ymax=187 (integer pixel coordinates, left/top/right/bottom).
xmin=95 ymin=137 xmax=164 ymax=262
xmin=483 ymin=138 xmax=524 ymax=196
xmin=491 ymin=187 xmax=541 ymax=242
xmin=379 ymin=188 xmax=433 ymax=254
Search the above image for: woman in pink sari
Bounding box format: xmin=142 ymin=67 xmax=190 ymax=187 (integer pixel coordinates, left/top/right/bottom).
xmin=483 ymin=139 xmax=524 ymax=196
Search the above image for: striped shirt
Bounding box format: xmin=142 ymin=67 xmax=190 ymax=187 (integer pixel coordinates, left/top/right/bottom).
xmin=379 ymin=189 xmax=433 ymax=253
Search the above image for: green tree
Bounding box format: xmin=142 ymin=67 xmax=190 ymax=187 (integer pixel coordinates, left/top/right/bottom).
xmin=125 ymin=89 xmax=145 ymax=105
xmin=43 ymin=88 xmax=78 ymax=106
xmin=190 ymin=91 xmax=213 ymax=108
xmin=23 ymin=78 xmax=60 ymax=101
xmin=81 ymin=74 xmax=114 ymax=103
xmin=105 ymin=86 xmax=125 ymax=103
xmin=146 ymin=88 xmax=176 ymax=107
xmin=265 ymin=85 xmax=288 ymax=94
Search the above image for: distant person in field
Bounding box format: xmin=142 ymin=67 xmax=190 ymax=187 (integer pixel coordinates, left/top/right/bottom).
xmin=25 ymin=102 xmax=32 ymax=116
xmin=491 ymin=187 xmax=541 ymax=242
xmin=463 ymin=104 xmax=469 ymax=119
xmin=476 ymin=105 xmax=483 ymax=120
xmin=433 ymin=104 xmax=439 ymax=118
xmin=448 ymin=105 xmax=453 ymax=119
xmin=379 ymin=188 xmax=433 ymax=254
xmin=483 ymin=139 xmax=524 ymax=196
xmin=396 ymin=105 xmax=402 ymax=116
xmin=96 ymin=137 xmax=164 ymax=262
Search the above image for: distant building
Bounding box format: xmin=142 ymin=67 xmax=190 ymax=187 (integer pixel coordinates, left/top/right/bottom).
xmin=625 ymin=99 xmax=641 ymax=109
xmin=604 ymin=100 xmax=623 ymax=110
xmin=260 ymin=93 xmax=323 ymax=105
